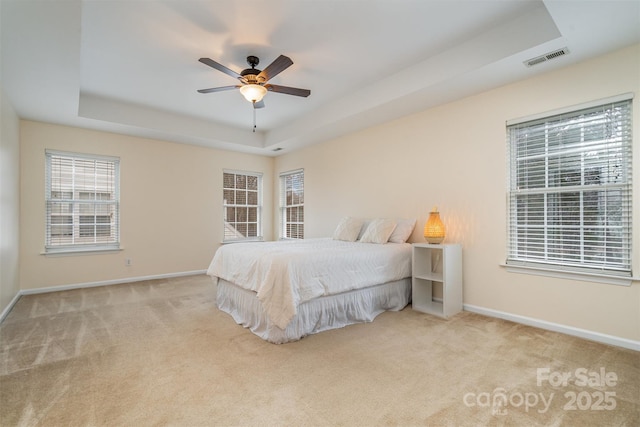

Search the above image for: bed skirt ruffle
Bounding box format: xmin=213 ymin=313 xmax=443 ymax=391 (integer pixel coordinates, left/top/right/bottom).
xmin=216 ymin=278 xmax=411 ymax=344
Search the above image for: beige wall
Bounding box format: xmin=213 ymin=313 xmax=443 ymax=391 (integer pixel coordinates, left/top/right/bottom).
xmin=275 ymin=44 xmax=640 ymax=342
xmin=19 ymin=122 xmax=274 ymax=290
xmin=0 ymin=89 xmax=21 ymax=315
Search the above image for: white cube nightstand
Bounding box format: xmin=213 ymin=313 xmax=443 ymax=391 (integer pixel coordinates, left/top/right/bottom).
xmin=411 ymin=243 xmax=462 ymax=318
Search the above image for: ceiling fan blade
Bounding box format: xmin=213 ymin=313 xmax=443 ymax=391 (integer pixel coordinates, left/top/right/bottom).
xmin=199 ymin=58 xmax=241 ymax=79
xmin=257 ymin=55 xmax=293 ymax=82
xmin=265 ymin=84 xmax=311 ymax=97
xmin=197 ymin=85 xmax=239 ymax=94
xmin=253 ymin=100 xmax=265 ymax=109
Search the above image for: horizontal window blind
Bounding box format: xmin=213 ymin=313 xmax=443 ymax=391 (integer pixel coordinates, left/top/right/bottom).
xmin=280 ymin=169 xmax=304 ymax=239
xmin=45 ymin=151 xmax=120 ymax=252
xmin=507 ymin=98 xmax=632 ymax=276
xmin=223 ymin=170 xmax=262 ymax=241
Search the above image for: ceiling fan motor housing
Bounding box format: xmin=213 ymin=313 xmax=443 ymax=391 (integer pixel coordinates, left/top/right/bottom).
xmin=240 ymin=56 xmax=264 ymax=84
xmin=241 ymin=69 xmax=263 ymax=84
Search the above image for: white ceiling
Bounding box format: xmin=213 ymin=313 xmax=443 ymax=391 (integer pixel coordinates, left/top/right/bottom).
xmin=1 ymin=0 xmax=639 ymax=156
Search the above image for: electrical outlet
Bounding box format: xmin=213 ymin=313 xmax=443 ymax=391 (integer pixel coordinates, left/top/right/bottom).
xmin=125 ymin=258 xmax=132 ymax=266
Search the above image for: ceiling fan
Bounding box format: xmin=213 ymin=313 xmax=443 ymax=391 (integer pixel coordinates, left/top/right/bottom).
xmin=197 ymin=55 xmax=311 ymax=109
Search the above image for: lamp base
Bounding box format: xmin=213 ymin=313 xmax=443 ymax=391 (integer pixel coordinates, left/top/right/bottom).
xmin=424 ymin=237 xmax=444 ymax=244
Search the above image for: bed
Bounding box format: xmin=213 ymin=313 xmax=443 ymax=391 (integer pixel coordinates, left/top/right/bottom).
xmin=206 ymin=218 xmax=416 ymax=343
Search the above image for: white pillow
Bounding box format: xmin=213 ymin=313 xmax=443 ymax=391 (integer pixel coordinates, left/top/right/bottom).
xmin=360 ymin=218 xmax=397 ymax=244
xmin=357 ymin=219 xmax=372 ymax=240
xmin=332 ymin=217 xmax=364 ymax=242
xmin=388 ymin=218 xmax=416 ymax=243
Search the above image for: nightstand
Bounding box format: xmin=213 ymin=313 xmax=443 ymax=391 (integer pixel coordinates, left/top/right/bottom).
xmin=411 ymin=243 xmax=462 ymax=318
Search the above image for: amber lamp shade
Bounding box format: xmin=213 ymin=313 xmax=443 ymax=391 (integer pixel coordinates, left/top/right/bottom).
xmin=424 ymin=208 xmax=445 ymax=244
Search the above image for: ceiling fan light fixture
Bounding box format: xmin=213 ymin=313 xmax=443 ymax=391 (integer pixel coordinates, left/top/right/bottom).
xmin=240 ymin=84 xmax=267 ymax=103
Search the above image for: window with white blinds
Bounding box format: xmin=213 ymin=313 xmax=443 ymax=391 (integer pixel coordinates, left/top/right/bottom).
xmin=223 ymin=170 xmax=262 ymax=242
xmin=45 ymin=150 xmax=120 ymax=253
xmin=506 ymin=96 xmax=633 ymax=277
xmin=280 ymin=169 xmax=304 ymax=239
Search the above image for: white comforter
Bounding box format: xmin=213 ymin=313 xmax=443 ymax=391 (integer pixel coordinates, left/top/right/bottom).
xmin=206 ymin=238 xmax=412 ymax=329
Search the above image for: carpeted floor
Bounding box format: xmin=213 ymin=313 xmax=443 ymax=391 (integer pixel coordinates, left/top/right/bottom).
xmin=0 ymin=275 xmax=638 ymax=426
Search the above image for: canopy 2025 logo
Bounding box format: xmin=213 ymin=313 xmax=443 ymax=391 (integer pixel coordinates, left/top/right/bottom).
xmin=463 ymin=367 xmax=618 ymax=416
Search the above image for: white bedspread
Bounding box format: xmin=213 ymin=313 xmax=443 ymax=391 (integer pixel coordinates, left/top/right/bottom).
xmin=206 ymin=238 xmax=412 ymax=329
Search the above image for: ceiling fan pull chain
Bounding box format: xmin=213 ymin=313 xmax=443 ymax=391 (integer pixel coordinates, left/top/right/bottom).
xmin=252 ymin=103 xmax=257 ymax=132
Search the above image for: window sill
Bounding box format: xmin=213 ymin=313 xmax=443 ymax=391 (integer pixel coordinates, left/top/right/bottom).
xmin=221 ymin=238 xmax=264 ymax=245
xmin=42 ymin=247 xmax=123 ymax=256
xmin=500 ymin=263 xmax=637 ymax=287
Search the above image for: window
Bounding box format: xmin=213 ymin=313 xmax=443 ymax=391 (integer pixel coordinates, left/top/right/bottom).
xmin=506 ymin=96 xmax=632 ymax=279
xmin=280 ymin=169 xmax=304 ymax=239
xmin=223 ymin=170 xmax=262 ymax=241
xmin=45 ymin=150 xmax=120 ymax=253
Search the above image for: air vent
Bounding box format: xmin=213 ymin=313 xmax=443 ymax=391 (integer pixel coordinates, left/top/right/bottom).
xmin=524 ymin=47 xmax=570 ymax=67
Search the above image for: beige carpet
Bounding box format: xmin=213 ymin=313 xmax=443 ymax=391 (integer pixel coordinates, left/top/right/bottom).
xmin=0 ymin=275 xmax=638 ymax=426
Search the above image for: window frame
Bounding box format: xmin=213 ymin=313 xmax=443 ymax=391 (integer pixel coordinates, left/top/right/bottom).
xmin=45 ymin=150 xmax=121 ymax=254
xmin=505 ymin=95 xmax=633 ymax=285
xmin=279 ymin=169 xmax=304 ymax=240
xmin=222 ymin=169 xmax=263 ymax=242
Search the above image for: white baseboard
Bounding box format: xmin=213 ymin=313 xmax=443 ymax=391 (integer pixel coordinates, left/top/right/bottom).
xmin=464 ymin=303 xmax=639 ymax=352
xmin=0 ymin=291 xmax=22 ymax=323
xmin=0 ymin=270 xmax=208 ymax=323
